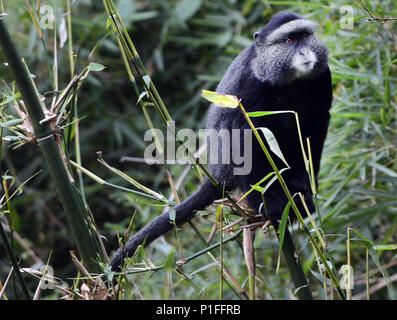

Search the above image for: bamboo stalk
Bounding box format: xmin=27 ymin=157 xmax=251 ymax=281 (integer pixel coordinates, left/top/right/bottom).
xmin=0 ymin=221 xmax=31 ymax=299
xmin=0 ymin=17 xmax=103 ymax=273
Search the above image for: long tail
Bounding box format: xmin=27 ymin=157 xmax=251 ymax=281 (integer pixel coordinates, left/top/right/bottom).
xmin=110 ymin=178 xmax=220 ymax=271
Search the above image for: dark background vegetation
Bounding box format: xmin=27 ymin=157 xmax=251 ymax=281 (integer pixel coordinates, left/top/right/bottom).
xmin=0 ymin=0 xmax=396 ymax=299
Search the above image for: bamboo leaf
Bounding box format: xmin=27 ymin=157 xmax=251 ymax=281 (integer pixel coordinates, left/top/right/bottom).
xmin=0 ymin=93 xmax=20 ymax=106
xmin=173 ymin=0 xmax=202 ymax=23
xmin=201 ymin=90 xmax=239 ymax=108
xmin=373 ymin=244 xmax=397 ymax=251
xmin=248 ymin=110 xmax=294 ymax=117
xmin=258 ymin=127 xmax=290 ymax=168
xmin=0 ymin=119 xmax=24 ymax=127
xmin=276 ymin=201 xmax=291 ymax=273
xmin=164 ymin=248 xmax=176 ymax=270
xmin=350 ymin=229 xmax=391 ymax=291
xmin=88 ymin=62 xmax=105 ymax=72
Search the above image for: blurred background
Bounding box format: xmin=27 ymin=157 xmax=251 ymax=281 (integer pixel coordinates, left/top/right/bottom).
xmin=0 ymin=0 xmax=396 ymax=299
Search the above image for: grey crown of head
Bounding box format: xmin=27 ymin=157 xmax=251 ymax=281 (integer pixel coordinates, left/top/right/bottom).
xmin=251 ymin=12 xmax=327 ymax=85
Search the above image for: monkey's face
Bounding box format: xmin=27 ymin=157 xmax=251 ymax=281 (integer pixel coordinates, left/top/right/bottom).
xmin=252 ymin=18 xmax=328 ymax=86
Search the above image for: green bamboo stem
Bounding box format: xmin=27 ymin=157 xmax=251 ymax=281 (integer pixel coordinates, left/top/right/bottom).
xmin=0 ymin=221 xmax=31 ymax=299
xmin=219 ymin=207 xmax=224 ymax=300
xmin=248 ymin=275 xmax=255 ymax=300
xmin=67 ymin=0 xmax=85 ymax=202
xmin=0 ymin=146 xmax=30 ymax=299
xmin=104 ymin=0 xmax=172 ymax=122
xmin=0 ymin=17 xmax=103 ymax=273
xmin=278 ymin=228 xmax=312 ymax=300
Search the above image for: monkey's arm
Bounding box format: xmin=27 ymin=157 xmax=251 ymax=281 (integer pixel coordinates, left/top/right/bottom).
xmin=110 ymin=178 xmax=220 ymax=271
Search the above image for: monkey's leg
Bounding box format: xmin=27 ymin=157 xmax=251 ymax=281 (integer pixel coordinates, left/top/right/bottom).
xmin=111 ymin=178 xmax=221 ymax=271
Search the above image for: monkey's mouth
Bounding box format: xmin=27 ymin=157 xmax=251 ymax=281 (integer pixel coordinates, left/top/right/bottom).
xmin=296 ymin=60 xmax=315 ymax=73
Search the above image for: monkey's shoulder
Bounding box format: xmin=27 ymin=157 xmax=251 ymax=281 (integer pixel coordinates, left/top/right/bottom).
xmin=241 ymin=68 xmax=331 ymax=112
xmin=215 ymin=46 xmax=255 ymax=96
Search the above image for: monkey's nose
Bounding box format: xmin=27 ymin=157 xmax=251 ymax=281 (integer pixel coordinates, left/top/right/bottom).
xmin=299 ymin=47 xmax=309 ymax=56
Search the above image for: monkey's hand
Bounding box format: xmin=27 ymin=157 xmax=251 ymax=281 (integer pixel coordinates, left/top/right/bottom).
xmin=110 ymin=211 xmax=174 ymax=271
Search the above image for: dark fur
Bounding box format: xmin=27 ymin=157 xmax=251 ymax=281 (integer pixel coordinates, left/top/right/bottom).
xmin=111 ymin=12 xmax=332 ymax=271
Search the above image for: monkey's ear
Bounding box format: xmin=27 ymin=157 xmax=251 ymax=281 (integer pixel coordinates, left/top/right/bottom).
xmin=253 ymin=32 xmax=264 ymax=46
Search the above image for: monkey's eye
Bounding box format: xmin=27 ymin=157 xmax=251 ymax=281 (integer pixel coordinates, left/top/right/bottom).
xmin=302 ymin=33 xmax=308 ymax=40
xmin=286 ymin=38 xmax=294 ymax=44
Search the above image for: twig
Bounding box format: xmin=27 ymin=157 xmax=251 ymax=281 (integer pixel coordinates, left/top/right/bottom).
xmin=353 ymin=273 xmax=397 ymax=300
xmin=0 ymin=267 xmax=13 ymax=299
xmin=359 ymin=0 xmax=397 ymax=24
